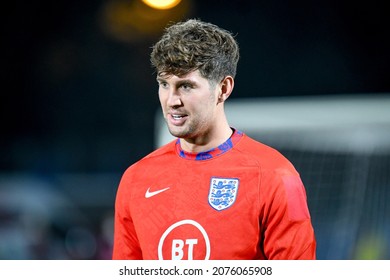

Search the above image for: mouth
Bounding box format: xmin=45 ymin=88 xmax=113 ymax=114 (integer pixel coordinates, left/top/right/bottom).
xmin=168 ymin=113 xmax=188 ymax=125
xmin=172 ymin=114 xmax=186 ymax=120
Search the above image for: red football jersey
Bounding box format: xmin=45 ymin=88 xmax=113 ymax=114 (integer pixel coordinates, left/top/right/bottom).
xmin=113 ymin=130 xmax=316 ymax=260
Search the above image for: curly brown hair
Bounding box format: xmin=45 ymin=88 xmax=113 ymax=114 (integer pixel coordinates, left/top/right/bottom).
xmin=150 ymin=19 xmax=240 ymax=83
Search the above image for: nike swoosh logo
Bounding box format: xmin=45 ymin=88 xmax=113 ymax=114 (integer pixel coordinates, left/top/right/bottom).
xmin=145 ymin=187 xmax=170 ymax=198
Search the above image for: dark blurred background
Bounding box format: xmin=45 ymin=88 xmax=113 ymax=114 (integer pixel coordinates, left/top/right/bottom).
xmin=1 ymin=0 xmax=389 ymax=259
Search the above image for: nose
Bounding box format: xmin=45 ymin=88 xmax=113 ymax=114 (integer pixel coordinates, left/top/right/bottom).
xmin=166 ymin=88 xmax=182 ymax=108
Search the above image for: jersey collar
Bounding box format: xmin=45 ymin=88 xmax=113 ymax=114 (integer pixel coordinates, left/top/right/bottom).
xmin=175 ymin=129 xmax=244 ymax=161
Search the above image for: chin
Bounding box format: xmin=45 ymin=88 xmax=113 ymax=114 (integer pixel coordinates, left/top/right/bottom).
xmin=168 ymin=128 xmax=183 ymax=137
xmin=168 ymin=128 xmax=190 ymax=139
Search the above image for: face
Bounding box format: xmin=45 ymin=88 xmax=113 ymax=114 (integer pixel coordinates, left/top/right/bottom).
xmin=157 ymin=70 xmax=220 ymax=142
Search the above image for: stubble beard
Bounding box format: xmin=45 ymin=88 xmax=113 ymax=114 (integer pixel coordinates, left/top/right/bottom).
xmin=166 ymin=120 xmax=195 ymax=139
xmin=166 ymin=114 xmax=206 ymax=140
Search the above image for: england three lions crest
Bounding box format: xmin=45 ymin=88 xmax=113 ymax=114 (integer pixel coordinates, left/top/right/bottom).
xmin=208 ymin=177 xmax=239 ymax=211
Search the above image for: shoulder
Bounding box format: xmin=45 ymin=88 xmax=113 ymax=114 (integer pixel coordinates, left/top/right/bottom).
xmin=144 ymin=139 xmax=177 ymax=160
xmin=116 ymin=140 xmax=177 ymax=199
xmin=235 ymin=134 xmax=297 ymax=173
xmin=123 ymin=139 xmax=177 ymax=175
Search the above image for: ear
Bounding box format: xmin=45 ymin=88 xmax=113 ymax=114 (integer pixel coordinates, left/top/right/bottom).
xmin=217 ymin=76 xmax=234 ymax=104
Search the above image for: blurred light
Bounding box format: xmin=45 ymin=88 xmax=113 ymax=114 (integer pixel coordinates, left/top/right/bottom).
xmin=100 ymin=0 xmax=193 ymax=43
xmin=142 ymin=0 xmax=181 ymax=10
xmin=353 ymin=232 xmax=387 ymax=259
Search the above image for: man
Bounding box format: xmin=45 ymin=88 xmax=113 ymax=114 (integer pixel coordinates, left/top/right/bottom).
xmin=112 ymin=19 xmax=316 ymax=260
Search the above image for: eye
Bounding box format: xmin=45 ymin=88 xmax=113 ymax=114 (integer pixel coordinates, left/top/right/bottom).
xmin=180 ymin=83 xmax=193 ymax=91
xmin=158 ymin=81 xmax=169 ymax=89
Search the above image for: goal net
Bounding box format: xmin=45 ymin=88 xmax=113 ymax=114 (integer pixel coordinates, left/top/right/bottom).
xmin=155 ymin=93 xmax=390 ymax=260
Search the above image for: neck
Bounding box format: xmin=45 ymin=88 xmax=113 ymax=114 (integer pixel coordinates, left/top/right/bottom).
xmin=180 ymin=124 xmax=233 ymax=154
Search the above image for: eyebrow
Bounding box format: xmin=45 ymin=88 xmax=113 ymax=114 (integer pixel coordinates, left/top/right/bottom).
xmin=156 ymin=77 xmax=197 ymax=87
